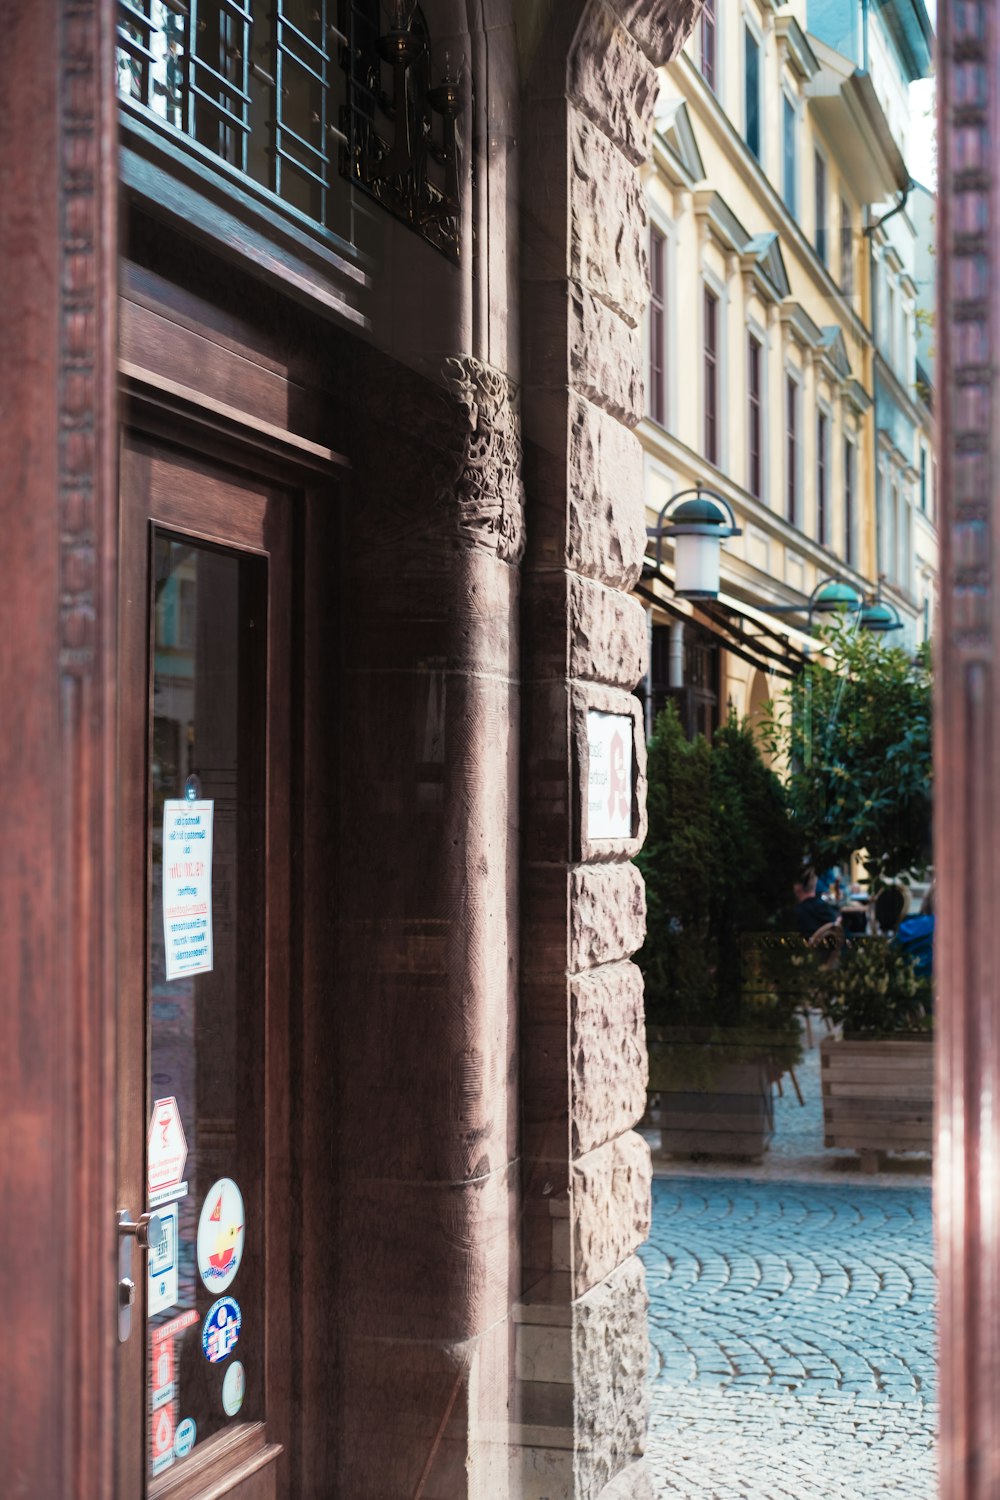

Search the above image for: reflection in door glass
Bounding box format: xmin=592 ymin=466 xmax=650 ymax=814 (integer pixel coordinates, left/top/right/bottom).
xmin=146 ymin=535 xmax=266 ymax=1483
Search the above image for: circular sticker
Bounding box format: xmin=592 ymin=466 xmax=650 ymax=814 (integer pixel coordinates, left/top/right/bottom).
xmin=197 ymin=1178 xmax=245 ymax=1292
xmin=202 ymin=1297 xmax=242 ymax=1365
xmin=222 ymin=1360 xmax=246 ymax=1418
xmin=174 ymin=1418 xmax=196 ymax=1458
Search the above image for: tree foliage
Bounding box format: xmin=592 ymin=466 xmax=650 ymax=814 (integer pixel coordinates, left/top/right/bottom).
xmin=762 ymin=621 xmax=932 ymax=886
xmin=636 ymin=704 xmax=802 ymax=1037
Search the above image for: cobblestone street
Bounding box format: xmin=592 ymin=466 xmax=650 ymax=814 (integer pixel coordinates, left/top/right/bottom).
xmin=640 ymin=1047 xmax=936 ymax=1498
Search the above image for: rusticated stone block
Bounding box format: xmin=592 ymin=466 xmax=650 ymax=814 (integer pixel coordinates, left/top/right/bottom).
xmin=570 ymin=283 xmax=643 ymax=426
xmin=570 ymin=862 xmax=646 ymax=971
xmin=570 ymin=574 xmax=648 ymax=688
xmin=605 ymin=0 xmax=706 ymax=64
xmin=568 ymin=394 xmax=646 ymax=587
xmin=594 ymin=1459 xmax=655 ymax=1500
xmin=571 ymin=961 xmax=649 ymax=1157
xmin=571 ymin=1132 xmax=651 ymax=1296
xmin=568 ymin=10 xmax=659 ymax=168
xmin=570 ymin=114 xmax=647 ymax=327
xmin=573 ymin=1254 xmax=650 ymax=1498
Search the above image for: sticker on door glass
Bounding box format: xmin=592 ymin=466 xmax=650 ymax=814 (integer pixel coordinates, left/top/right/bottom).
xmin=174 ymin=1418 xmax=196 ymax=1459
xmin=197 ymin=1178 xmax=245 ymax=1292
xmin=222 ymin=1360 xmax=245 ymax=1418
xmin=162 ymin=799 xmax=214 ymax=981
xmin=148 ymin=1202 xmax=179 ymax=1317
xmin=151 ymin=1405 xmax=175 ymax=1476
xmin=150 ymin=1333 xmax=175 ymax=1411
xmin=147 ymin=1096 xmax=188 ymax=1199
xmin=202 ymin=1297 xmax=242 ymax=1364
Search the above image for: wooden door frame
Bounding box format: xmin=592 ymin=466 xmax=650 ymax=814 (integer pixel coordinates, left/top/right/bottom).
xmin=116 ymin=431 xmax=293 ymax=1498
xmin=0 ymin=4 xmax=119 ymax=1497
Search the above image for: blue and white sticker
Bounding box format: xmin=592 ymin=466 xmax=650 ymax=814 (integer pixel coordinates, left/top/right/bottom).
xmin=222 ymin=1360 xmax=245 ymax=1418
xmin=201 ymin=1297 xmax=242 ymax=1365
xmin=174 ymin=1418 xmax=197 ymax=1459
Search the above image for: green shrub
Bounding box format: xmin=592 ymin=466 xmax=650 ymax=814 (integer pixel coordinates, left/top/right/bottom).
xmin=815 ymin=935 xmax=931 ymax=1036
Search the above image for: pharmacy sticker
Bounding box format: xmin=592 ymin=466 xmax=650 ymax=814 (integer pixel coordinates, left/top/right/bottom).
xmin=222 ymin=1360 xmax=245 ymax=1418
xmin=197 ymin=1178 xmax=245 ymax=1292
xmin=162 ymin=799 xmax=214 ymax=981
xmin=174 ymin=1418 xmax=196 ymax=1459
xmin=202 ymin=1297 xmax=242 ymax=1364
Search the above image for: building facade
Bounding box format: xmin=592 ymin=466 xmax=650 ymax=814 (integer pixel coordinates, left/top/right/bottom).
xmin=639 ymin=0 xmax=936 ymax=729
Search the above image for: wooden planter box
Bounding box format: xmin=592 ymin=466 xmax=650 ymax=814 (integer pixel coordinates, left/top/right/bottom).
xmin=820 ymin=1035 xmax=934 ymax=1169
xmin=646 ymin=1045 xmax=774 ymax=1160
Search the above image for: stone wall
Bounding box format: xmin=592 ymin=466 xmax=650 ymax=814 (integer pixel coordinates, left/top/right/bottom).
xmin=517 ymin=3 xmax=701 ymax=1496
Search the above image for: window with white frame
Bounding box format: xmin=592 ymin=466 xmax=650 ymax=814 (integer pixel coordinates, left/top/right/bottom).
xmin=844 ymin=436 xmax=856 ymax=566
xmin=700 ymin=0 xmax=717 ymax=90
xmin=817 ymin=407 xmax=829 ymax=545
xmin=814 ymin=150 xmax=827 ymax=265
xmin=704 ymin=286 xmax=720 ymax=464
xmin=840 ymin=196 xmax=853 ymax=295
xmin=786 ymin=371 xmax=800 ymax=526
xmin=748 ymin=330 xmax=764 ymax=498
xmin=782 ymin=93 xmax=797 ymax=216
xmin=744 ymin=21 xmax=762 ymax=161
xmin=649 ymin=225 xmax=667 ymax=425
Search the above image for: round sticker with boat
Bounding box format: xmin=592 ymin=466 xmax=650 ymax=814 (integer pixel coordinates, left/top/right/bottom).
xmin=222 ymin=1360 xmax=245 ymax=1418
xmin=202 ymin=1297 xmax=242 ymax=1364
xmin=197 ymin=1178 xmax=245 ymax=1292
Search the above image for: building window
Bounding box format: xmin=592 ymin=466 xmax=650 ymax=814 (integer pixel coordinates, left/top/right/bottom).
xmin=783 ymin=95 xmax=797 ymax=216
xmin=786 ymin=374 xmax=799 ymax=525
xmin=887 ymin=279 xmax=897 ymax=366
xmin=649 ymin=226 xmax=667 ymax=425
xmin=116 ymin=1 xmax=349 ymax=239
xmin=817 ymin=409 xmax=829 ymax=545
xmin=700 ymin=0 xmax=717 ymax=90
xmin=704 ymin=287 xmax=720 ymax=465
xmin=844 ymin=438 xmax=856 ymax=566
xmin=814 ymin=151 xmax=827 ymax=265
xmin=840 ymin=197 xmax=853 ymax=294
xmin=745 ymin=25 xmax=761 ymax=160
xmin=920 ymin=446 xmax=928 ymax=513
xmin=748 ymin=332 xmax=763 ymax=498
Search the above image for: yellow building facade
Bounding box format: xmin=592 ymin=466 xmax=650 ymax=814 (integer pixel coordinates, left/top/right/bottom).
xmin=639 ymin=0 xmax=908 ymax=734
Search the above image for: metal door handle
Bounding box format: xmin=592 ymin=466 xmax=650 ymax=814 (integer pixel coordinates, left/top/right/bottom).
xmin=117 ymin=1209 xmax=166 ymax=1341
xmin=119 ymin=1210 xmax=167 ymax=1253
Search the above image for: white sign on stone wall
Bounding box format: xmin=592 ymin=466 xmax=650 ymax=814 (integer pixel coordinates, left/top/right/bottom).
xmin=586 ymin=710 xmax=633 ymax=840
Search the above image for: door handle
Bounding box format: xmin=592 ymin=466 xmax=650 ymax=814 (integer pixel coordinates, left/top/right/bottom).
xmin=117 ymin=1210 xmax=167 ymax=1342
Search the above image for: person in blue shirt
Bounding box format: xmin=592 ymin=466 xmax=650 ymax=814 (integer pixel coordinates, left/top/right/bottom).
xmin=895 ymin=885 xmax=934 ymax=980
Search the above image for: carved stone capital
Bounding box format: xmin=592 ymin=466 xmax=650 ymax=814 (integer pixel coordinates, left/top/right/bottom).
xmin=439 ymin=355 xmax=526 ymax=563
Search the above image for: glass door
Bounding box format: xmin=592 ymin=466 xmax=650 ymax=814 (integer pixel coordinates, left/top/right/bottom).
xmin=118 ymin=435 xmax=291 ymax=1499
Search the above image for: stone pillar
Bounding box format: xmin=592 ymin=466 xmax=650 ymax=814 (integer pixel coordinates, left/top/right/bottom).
xmin=517 ymin=4 xmax=701 ymax=1497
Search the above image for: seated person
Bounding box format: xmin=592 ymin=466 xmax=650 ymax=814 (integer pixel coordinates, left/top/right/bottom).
xmin=793 ymin=870 xmax=840 ymax=939
xmin=874 ymin=884 xmax=906 ymax=935
xmin=895 ymin=884 xmax=934 ymax=980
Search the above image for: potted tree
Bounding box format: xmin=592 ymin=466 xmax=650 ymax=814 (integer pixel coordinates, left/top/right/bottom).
xmin=762 ymin=620 xmax=935 ymax=1168
xmin=637 ymin=705 xmax=803 ymax=1159
xmin=815 ymin=936 xmax=933 ymax=1170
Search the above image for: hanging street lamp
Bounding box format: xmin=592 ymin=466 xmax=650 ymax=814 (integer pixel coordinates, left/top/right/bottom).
xmin=647 ymin=487 xmax=742 ymax=599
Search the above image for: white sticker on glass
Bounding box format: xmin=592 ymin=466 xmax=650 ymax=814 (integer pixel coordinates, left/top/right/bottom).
xmin=197 ymin=1178 xmax=245 ymax=1293
xmin=148 ymin=1202 xmax=179 ymax=1318
xmin=162 ymin=799 xmax=214 ymax=981
xmin=222 ymin=1360 xmax=245 ymax=1418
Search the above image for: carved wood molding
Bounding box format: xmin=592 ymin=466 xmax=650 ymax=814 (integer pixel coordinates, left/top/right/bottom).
xmin=936 ymin=0 xmax=999 ymax=1494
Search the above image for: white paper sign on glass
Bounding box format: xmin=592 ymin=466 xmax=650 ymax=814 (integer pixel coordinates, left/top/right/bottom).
xmin=586 ymin=711 xmax=633 ymax=840
xmin=148 ymin=1202 xmax=180 ymax=1317
xmin=162 ymin=799 xmax=214 ymax=981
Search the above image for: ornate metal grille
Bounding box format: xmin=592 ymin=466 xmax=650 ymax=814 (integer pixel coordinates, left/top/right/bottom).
xmin=116 ymin=0 xmax=350 ymax=237
xmin=339 ymin=1 xmax=462 ymax=261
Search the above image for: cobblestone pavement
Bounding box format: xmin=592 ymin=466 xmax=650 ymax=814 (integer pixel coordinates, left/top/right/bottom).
xmin=640 ymin=1045 xmax=936 ymax=1498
